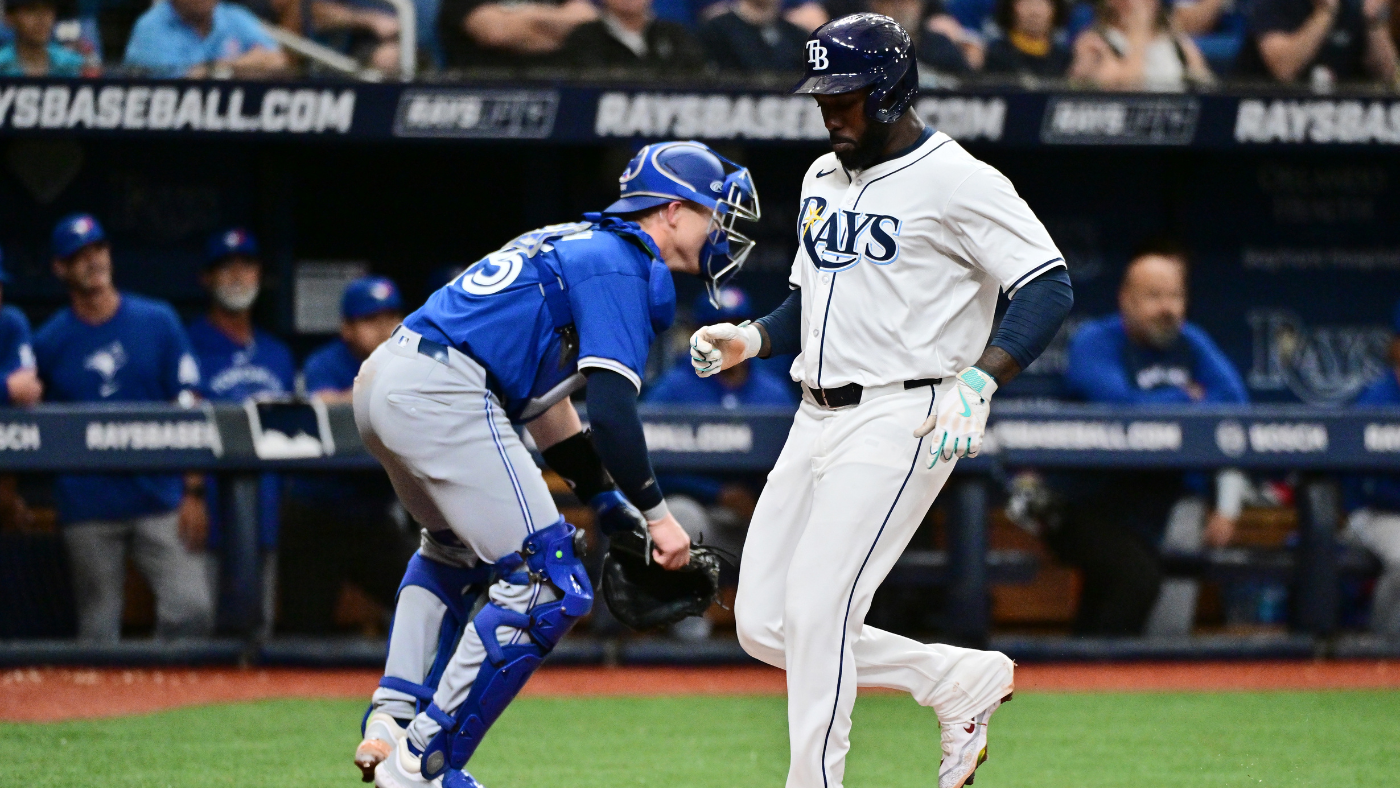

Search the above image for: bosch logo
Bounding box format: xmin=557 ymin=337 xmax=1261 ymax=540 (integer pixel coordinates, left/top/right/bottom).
xmin=806 ymin=41 xmax=829 ymax=70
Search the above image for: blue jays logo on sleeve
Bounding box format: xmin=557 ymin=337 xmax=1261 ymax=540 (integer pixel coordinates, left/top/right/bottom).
xmin=798 ymin=196 xmax=903 ymax=272
xmin=84 ymin=341 xmax=127 ymax=398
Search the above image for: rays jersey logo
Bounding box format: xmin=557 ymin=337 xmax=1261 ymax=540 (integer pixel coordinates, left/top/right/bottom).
xmin=798 ymin=196 xmax=902 ymax=272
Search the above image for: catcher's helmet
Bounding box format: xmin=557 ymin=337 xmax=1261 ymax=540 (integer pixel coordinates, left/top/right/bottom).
xmin=791 ymin=13 xmax=919 ymax=125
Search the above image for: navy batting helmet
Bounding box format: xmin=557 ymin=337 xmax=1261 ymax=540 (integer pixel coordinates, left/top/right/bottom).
xmin=792 ymin=14 xmax=919 ymax=125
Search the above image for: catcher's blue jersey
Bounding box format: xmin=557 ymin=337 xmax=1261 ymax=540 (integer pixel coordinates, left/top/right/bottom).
xmin=403 ymin=217 xmax=676 ymax=421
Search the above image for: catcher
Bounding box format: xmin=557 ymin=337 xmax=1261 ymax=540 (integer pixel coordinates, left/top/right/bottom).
xmin=352 ymin=140 xmax=754 ymax=788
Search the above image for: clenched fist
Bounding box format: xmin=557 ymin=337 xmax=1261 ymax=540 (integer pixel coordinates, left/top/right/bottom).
xmin=690 ymin=322 xmax=761 ymax=377
xmin=914 ymin=367 xmax=998 ymax=466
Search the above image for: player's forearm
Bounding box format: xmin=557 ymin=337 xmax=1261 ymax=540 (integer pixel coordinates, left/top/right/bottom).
xmin=526 ymin=397 xmax=583 ymax=451
xmin=753 ymin=289 xmax=802 ymax=358
xmin=584 ymin=370 xmax=666 ymax=518
xmin=984 ymin=267 xmax=1073 ymax=385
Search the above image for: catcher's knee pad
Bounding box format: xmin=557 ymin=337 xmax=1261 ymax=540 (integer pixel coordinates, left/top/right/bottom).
xmin=420 ymin=520 xmax=593 ymax=779
xmin=373 ymin=549 xmax=493 ymax=722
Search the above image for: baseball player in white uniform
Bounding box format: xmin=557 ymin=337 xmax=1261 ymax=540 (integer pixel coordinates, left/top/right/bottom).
xmin=690 ymin=14 xmax=1075 ymax=788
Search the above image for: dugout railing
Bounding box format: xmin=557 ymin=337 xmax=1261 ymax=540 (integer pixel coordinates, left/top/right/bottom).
xmin=0 ymin=401 xmax=1395 ymax=665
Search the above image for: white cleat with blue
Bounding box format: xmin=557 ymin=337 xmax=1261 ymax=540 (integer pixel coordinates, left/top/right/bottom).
xmin=374 ymin=736 xmax=442 ymax=788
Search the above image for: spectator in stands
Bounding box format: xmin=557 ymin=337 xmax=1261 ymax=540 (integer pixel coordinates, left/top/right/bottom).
xmin=1239 ymin=0 xmax=1398 ymax=86
xmin=34 ymin=214 xmax=213 ymax=642
xmin=0 ymin=0 xmax=89 ymax=76
xmin=559 ymin=0 xmax=706 ymax=70
xmin=438 ymin=0 xmax=596 ymax=68
xmin=0 ymin=250 xmax=41 ymax=408
xmin=1341 ymin=300 xmax=1400 ymax=636
xmin=1171 ymin=0 xmax=1226 ymax=35
xmin=984 ymin=0 xmax=1071 ymax=77
xmin=700 ymin=0 xmax=809 ymax=73
xmin=868 ymin=0 xmax=985 ymax=73
xmin=188 ymin=229 xmax=295 ymax=614
xmin=1068 ymin=0 xmax=1214 ymax=90
xmin=644 ymin=288 xmax=797 ymax=566
xmin=123 ymin=0 xmax=291 ymax=78
xmin=278 ymin=276 xmax=411 ymax=634
xmin=1054 ymin=247 xmax=1249 ymax=636
xmin=308 ymin=0 xmax=401 ymax=72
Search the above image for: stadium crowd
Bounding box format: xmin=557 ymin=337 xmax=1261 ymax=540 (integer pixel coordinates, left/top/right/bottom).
xmin=1 ymin=0 xmax=1398 ymax=87
xmin=1 ymin=213 xmax=1398 ymax=642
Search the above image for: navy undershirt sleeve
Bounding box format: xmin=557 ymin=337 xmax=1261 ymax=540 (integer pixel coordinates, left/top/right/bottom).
xmin=584 ymin=369 xmax=664 ymax=512
xmin=755 ymin=289 xmax=802 ymax=359
xmin=989 ymin=267 xmax=1074 ymax=371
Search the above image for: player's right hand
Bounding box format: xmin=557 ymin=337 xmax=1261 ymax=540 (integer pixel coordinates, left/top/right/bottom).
xmin=646 ymin=513 xmax=692 ymax=569
xmin=690 ymin=323 xmax=760 ymax=377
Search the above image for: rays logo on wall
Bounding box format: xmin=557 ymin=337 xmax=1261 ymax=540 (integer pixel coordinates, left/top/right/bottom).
xmin=1248 ymin=309 xmax=1389 ymax=404
xmin=797 ymin=196 xmax=902 ymax=272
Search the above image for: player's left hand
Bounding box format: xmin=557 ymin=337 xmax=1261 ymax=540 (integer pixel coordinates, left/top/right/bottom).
xmin=914 ymin=367 xmax=998 ymax=466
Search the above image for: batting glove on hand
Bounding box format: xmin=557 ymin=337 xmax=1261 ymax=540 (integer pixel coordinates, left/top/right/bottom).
xmin=914 ymin=367 xmax=997 ymax=466
xmin=690 ymin=322 xmax=761 ymax=378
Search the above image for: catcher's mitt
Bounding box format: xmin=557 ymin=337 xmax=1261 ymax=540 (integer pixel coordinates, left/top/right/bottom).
xmin=600 ymin=527 xmax=724 ymax=631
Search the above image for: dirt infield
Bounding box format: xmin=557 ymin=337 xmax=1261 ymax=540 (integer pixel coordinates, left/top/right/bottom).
xmin=4 ymin=660 xmax=1400 ymax=722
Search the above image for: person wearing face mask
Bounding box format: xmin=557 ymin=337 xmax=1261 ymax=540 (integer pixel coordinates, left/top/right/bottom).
xmin=188 ymin=229 xmax=294 ymax=404
xmin=1053 ymin=245 xmax=1249 ymax=636
xmin=187 ymin=229 xmax=295 ymax=626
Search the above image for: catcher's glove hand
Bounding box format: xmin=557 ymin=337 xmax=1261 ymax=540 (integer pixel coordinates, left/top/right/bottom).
xmin=601 ymin=527 xmax=724 ymax=631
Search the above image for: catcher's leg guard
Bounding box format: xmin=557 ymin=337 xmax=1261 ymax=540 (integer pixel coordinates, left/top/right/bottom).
xmin=419 ymin=520 xmax=592 ymax=779
xmin=370 ymin=543 xmax=493 ymax=724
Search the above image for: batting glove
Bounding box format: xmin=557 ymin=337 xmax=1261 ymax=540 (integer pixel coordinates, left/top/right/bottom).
xmin=690 ymin=322 xmax=761 ymax=378
xmin=590 ymin=490 xmax=647 ymax=537
xmin=914 ymin=366 xmax=997 ymax=467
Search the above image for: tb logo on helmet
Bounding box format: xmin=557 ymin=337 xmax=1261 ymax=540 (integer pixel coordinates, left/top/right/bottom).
xmin=805 ymin=40 xmax=829 ymax=70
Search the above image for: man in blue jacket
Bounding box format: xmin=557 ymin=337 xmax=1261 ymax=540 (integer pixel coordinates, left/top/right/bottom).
xmin=1059 ymin=246 xmax=1249 ymax=635
xmin=34 ymin=214 xmax=212 ymax=642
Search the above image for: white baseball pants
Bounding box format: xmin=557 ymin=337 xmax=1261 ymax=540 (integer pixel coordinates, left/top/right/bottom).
xmin=735 ymin=382 xmax=1014 ymax=788
xmin=354 ymin=327 xmax=561 ymax=747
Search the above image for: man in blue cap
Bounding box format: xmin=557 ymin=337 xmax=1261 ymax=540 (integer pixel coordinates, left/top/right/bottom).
xmin=1343 ymin=298 xmax=1400 ymax=637
xmin=278 ymin=275 xmax=413 ymax=636
xmin=0 ymin=247 xmax=41 ymax=407
xmin=187 ymin=228 xmax=296 ymax=622
xmin=34 ymin=213 xmax=212 ymax=642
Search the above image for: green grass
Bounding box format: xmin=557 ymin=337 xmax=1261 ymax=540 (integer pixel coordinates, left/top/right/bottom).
xmin=2 ymin=690 xmax=1397 ymax=787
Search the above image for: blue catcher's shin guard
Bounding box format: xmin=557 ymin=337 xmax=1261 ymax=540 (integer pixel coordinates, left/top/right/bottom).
xmin=419 ymin=521 xmax=593 ymax=780
xmin=366 ymin=549 xmax=494 ymax=732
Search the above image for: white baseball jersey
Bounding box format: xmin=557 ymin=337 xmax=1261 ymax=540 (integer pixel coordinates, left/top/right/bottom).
xmin=788 ymin=129 xmax=1064 ymax=390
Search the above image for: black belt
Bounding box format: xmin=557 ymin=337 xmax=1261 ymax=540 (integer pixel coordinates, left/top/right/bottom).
xmin=808 ymin=378 xmax=941 ymax=409
xmin=417 ymin=336 xmax=451 ymax=365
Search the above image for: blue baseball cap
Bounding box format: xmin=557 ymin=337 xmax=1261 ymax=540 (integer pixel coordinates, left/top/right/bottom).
xmin=342 ymin=275 xmax=402 ymax=321
xmin=52 ymin=213 xmax=107 ymax=259
xmin=694 ymin=286 xmax=752 ymax=325
xmin=205 ymin=227 xmax=259 ymax=267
